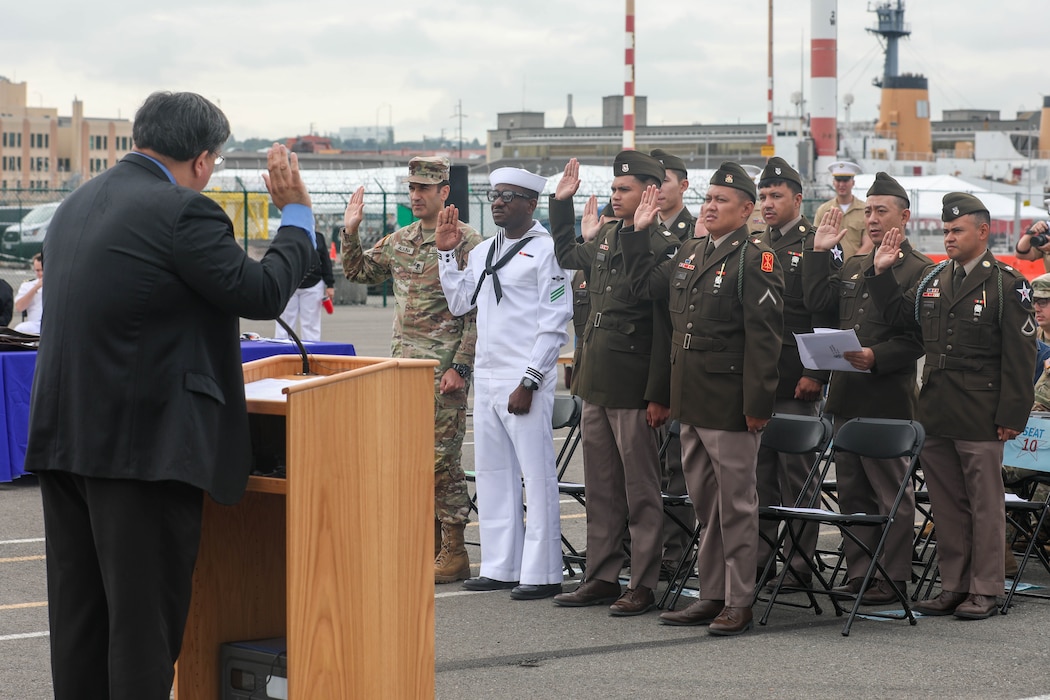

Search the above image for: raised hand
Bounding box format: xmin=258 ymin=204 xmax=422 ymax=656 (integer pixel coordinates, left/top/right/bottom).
xmin=555 ymin=158 xmax=582 ymax=201
xmin=580 ymin=195 xmax=601 ymax=241
xmin=344 ymin=186 xmax=365 ymax=231
xmin=633 ymin=184 xmax=660 ymax=231
xmin=262 ymin=143 xmax=311 ymax=210
xmin=873 ymin=227 xmax=902 ymax=274
xmin=435 ymin=204 xmax=462 ymax=252
xmin=812 ymin=207 xmax=846 ymax=252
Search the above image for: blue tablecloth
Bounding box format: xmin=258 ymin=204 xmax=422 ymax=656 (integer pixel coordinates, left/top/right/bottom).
xmin=0 ymin=340 xmax=355 ymax=482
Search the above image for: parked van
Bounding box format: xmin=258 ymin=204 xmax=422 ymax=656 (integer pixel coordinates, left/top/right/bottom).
xmin=1 ymin=202 xmax=61 ymax=260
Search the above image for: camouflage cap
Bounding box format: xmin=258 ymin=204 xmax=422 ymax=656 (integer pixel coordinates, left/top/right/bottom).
xmin=710 ymin=161 xmax=757 ymax=203
xmin=866 ymin=171 xmax=910 ymax=207
xmin=650 ymin=148 xmax=687 ymax=176
xmin=1033 ymin=273 xmax=1050 ymax=300
xmin=941 ymin=192 xmax=988 ymax=221
xmin=758 ymin=157 xmax=801 ymax=188
xmin=406 ymin=156 xmax=450 ymax=184
xmin=613 ymin=150 xmax=665 ymax=183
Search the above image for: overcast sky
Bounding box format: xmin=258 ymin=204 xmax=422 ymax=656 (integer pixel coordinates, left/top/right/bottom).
xmin=3 ymin=1 xmax=1047 ymax=144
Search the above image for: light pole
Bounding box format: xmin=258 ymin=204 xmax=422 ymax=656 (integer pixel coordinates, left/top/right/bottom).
xmin=376 ymin=103 xmax=392 ymax=153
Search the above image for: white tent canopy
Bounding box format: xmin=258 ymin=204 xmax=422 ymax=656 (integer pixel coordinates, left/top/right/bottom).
xmin=853 ymin=173 xmax=1046 ymax=225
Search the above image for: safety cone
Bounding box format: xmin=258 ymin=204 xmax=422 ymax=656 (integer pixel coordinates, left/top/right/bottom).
xmin=329 ymin=241 xmax=337 ymax=260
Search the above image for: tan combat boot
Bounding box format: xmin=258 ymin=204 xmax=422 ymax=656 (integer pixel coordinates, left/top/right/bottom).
xmin=435 ymin=523 xmax=470 ymax=584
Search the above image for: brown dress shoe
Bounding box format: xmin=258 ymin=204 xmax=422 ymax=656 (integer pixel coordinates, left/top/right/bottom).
xmin=708 ymin=605 xmax=753 ymax=636
xmin=829 ymin=577 xmax=865 ymax=599
xmin=913 ymin=590 xmax=968 ymax=616
xmin=553 ymin=578 xmax=621 ymax=607
xmin=609 ymin=586 xmax=655 ymax=617
xmin=860 ymin=579 xmax=907 ymax=605
xmin=953 ymin=594 xmax=999 ymax=620
xmin=658 ymin=598 xmax=724 ymax=626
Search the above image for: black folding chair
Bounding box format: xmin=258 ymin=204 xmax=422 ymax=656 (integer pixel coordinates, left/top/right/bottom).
xmin=758 ymin=417 xmax=925 ymax=636
xmin=1002 ymin=479 xmax=1050 ymax=613
xmin=752 ymin=414 xmax=835 ymax=613
xmin=661 ymin=414 xmax=834 ymax=612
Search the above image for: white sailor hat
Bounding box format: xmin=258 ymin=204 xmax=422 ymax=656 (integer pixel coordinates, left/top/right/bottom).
xmin=489 ymin=167 xmax=548 ymax=196
xmin=828 ymin=161 xmax=862 ymax=177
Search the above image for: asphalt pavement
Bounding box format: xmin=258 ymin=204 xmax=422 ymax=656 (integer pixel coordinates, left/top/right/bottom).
xmin=3 ymin=294 xmax=1050 ymax=699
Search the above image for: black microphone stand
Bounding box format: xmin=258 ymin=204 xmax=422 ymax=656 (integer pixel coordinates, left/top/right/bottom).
xmin=274 ymin=316 xmax=313 ymax=375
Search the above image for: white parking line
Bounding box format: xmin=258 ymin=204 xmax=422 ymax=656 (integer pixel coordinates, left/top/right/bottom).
xmin=0 ymin=538 xmax=45 ymax=546
xmin=0 ymin=631 xmax=49 ymax=642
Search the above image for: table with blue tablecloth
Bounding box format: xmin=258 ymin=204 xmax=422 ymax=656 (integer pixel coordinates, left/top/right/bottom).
xmin=0 ymin=340 xmax=356 ymax=482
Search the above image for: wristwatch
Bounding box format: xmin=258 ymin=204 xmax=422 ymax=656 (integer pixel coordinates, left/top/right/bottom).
xmin=451 ymin=363 xmax=471 ymax=379
xmin=520 ymin=377 xmax=540 ymax=391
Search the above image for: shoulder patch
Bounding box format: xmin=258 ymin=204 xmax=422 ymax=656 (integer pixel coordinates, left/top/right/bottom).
xmin=830 ymin=244 xmax=845 ymax=270
xmin=1015 ymin=278 xmax=1034 ymax=310
xmin=761 ymin=251 xmax=775 ymax=273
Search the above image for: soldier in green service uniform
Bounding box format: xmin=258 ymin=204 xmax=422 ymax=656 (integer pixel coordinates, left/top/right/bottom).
xmin=549 ymin=152 xmax=672 ymax=617
xmin=753 ymin=157 xmax=834 ymax=589
xmin=625 ymin=161 xmax=784 ymax=637
xmin=868 ymin=191 xmax=1036 ymax=620
xmin=804 ymin=172 xmax=932 ymax=604
xmin=649 ymin=149 xmax=697 ymax=576
xmin=341 ymin=156 xmax=482 ymax=584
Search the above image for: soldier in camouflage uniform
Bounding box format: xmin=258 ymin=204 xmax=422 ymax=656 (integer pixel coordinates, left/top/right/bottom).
xmin=341 ymin=156 xmax=483 ymax=583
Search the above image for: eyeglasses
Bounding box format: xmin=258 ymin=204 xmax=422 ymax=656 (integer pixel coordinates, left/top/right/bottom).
xmin=212 ymin=153 xmax=225 ymax=166
xmin=487 ymin=189 xmax=533 ymax=204
xmin=1034 ymin=297 xmax=1050 ymax=308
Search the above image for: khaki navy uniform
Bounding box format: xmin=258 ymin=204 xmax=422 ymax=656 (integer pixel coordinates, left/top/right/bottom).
xmin=624 ymin=223 xmax=784 ymax=606
xmin=868 ymin=249 xmax=1036 ymax=597
xmin=814 ymin=196 xmax=866 ymax=260
xmin=803 ymin=238 xmax=932 ymax=582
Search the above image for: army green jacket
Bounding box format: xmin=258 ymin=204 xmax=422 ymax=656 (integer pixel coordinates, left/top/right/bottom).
xmin=549 ymin=196 xmax=672 ymax=409
xmin=802 ymin=239 xmax=931 ymax=419
xmin=623 ymin=224 xmax=784 ymax=431
xmin=758 ymin=216 xmax=835 ymax=399
xmin=867 ymin=248 xmax=1036 ymax=439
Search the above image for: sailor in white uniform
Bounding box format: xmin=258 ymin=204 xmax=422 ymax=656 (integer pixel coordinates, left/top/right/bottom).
xmin=437 ymin=167 xmax=573 ymax=600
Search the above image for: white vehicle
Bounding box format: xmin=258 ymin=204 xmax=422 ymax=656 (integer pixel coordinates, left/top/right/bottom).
xmin=1 ymin=202 xmax=61 ymax=259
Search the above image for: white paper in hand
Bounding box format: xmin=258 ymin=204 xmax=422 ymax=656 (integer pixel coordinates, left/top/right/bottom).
xmin=793 ymin=328 xmax=870 ymax=373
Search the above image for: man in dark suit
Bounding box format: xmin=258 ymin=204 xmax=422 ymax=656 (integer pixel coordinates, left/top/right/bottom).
xmin=24 ymin=91 xmax=315 ymax=699
xmin=549 ymin=153 xmax=671 ymax=616
xmin=625 ymin=162 xmax=784 ymax=636
xmin=803 ymin=172 xmax=931 ymax=604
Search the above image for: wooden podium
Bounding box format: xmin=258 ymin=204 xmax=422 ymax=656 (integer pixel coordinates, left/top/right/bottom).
xmin=173 ymin=354 xmax=436 ymax=699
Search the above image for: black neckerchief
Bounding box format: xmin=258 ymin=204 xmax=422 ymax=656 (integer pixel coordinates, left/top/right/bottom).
xmin=471 ymin=235 xmax=532 ymax=305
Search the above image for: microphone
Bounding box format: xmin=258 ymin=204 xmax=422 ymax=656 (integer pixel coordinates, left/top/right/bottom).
xmin=275 ymin=316 xmax=313 ymax=375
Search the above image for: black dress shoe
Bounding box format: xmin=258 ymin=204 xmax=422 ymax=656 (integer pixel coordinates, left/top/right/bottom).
xmin=510 ymin=583 xmax=563 ymax=600
xmin=462 ymin=576 xmax=518 ymax=591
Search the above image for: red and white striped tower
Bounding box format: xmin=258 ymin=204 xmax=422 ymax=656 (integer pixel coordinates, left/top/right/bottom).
xmin=766 ymin=0 xmax=774 ymax=156
xmin=623 ymin=0 xmax=636 ymax=150
xmin=811 ymin=0 xmax=838 ymax=178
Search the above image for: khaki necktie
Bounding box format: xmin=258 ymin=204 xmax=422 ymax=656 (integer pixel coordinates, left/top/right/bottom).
xmin=952 ymin=265 xmax=966 ymax=294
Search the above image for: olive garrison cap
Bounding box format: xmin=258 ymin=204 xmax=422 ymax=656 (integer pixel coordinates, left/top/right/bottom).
xmin=1032 ymin=272 xmax=1050 ymax=300
xmin=613 ymin=150 xmax=665 ymax=183
xmin=649 ymin=148 xmax=687 ymax=175
xmin=710 ymin=161 xmax=757 ymax=203
xmin=941 ymin=192 xmax=989 ymax=221
xmin=758 ymin=157 xmax=801 ymax=188
xmin=866 ymin=171 xmax=910 ymax=208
